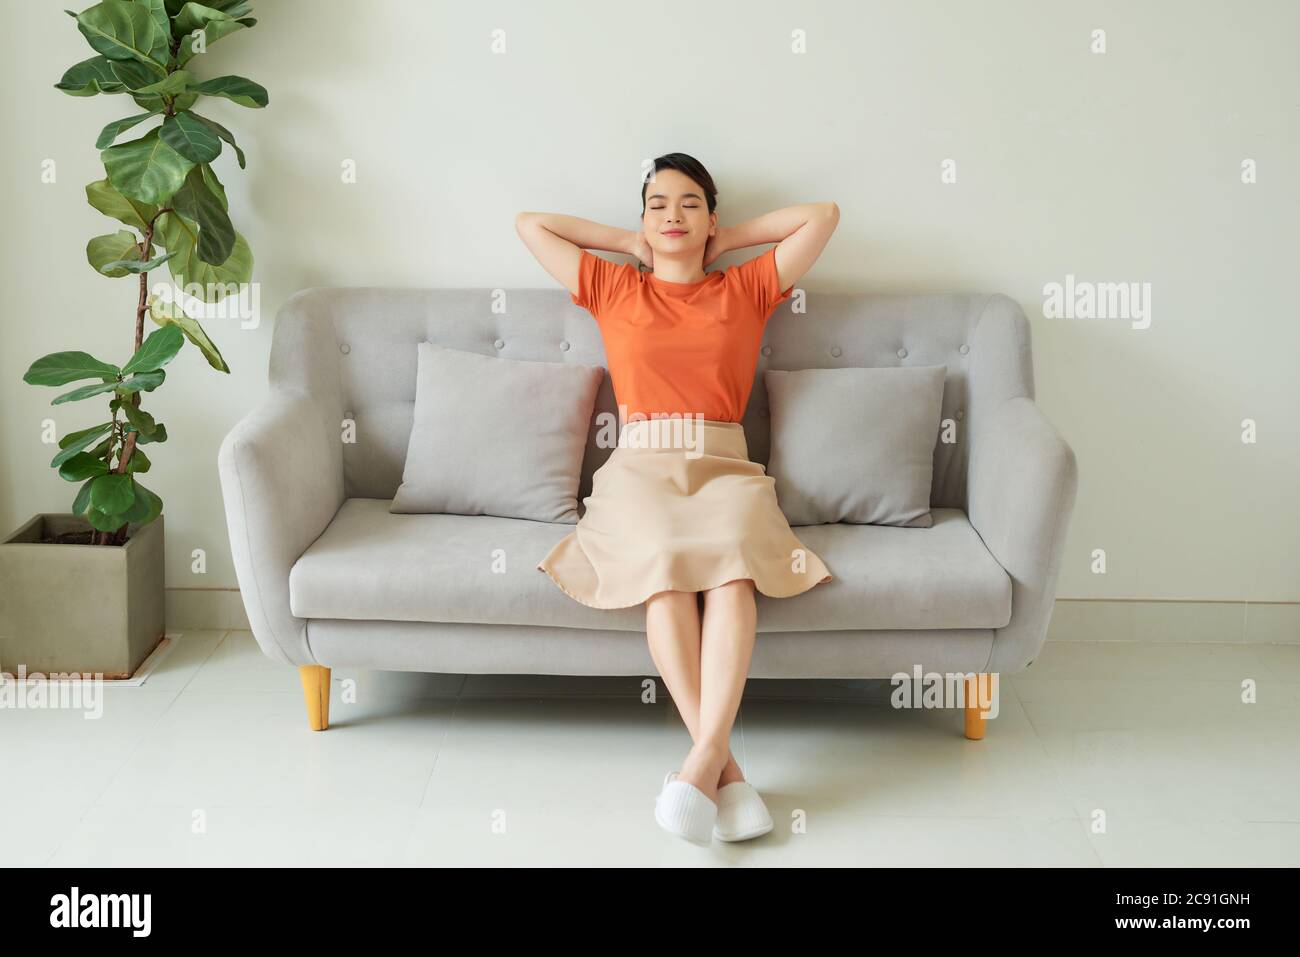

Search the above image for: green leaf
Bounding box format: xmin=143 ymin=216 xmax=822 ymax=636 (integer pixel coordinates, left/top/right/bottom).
xmin=76 ymin=1 xmax=167 ymax=73
xmin=87 ymin=229 xmax=147 ymax=277
xmin=107 ymin=56 xmax=160 ymax=90
xmin=51 ymin=423 xmax=116 ymax=467
xmin=125 ymin=446 xmax=151 ymax=473
xmin=174 ymin=2 xmax=230 ymax=34
xmin=131 ymin=90 xmax=197 ymax=113
xmin=95 ymin=111 xmax=159 ymax=149
xmin=135 ymin=421 xmax=168 ymax=445
xmin=86 ymin=178 xmax=158 ymax=231
xmin=85 ymin=506 xmax=124 ymax=532
xmin=136 ymin=0 xmax=169 ymax=39
xmin=188 ymin=74 xmax=267 ymax=108
xmin=122 ymin=324 xmax=184 ymax=374
xmin=102 ymin=126 xmax=195 ymax=204
xmin=177 ymin=18 xmax=253 ymax=66
xmin=131 ymin=69 xmax=194 ymax=96
xmin=88 ymin=436 xmax=115 ymax=458
xmin=121 ymin=402 xmax=157 ymax=437
xmin=91 ymin=473 xmax=135 ymax=513
xmin=59 ymin=452 xmax=111 ymax=482
xmin=24 ymin=351 xmax=120 ymax=386
xmin=207 ymin=0 xmax=254 ymax=14
xmin=55 ymin=55 xmax=128 ymax=96
xmin=119 ymin=369 xmax=166 ymax=394
xmin=188 ymin=111 xmax=244 ymax=168
xmin=149 ymin=296 xmax=230 ymax=371
xmin=160 ymin=112 xmax=221 ymax=163
xmin=58 ymin=421 xmax=116 ymax=450
xmin=50 ymin=370 xmax=163 ymax=405
xmin=122 ymin=479 xmax=162 ymax=525
xmin=155 ymin=211 xmax=251 ymax=300
xmin=170 ymin=164 xmax=233 ymax=264
xmin=51 ymin=380 xmax=123 ymax=405
xmin=71 ymin=477 xmax=97 ymax=516
xmin=99 ymin=250 xmax=177 ymax=274
xmin=174 ymin=3 xmax=252 ymax=65
xmin=200 ymin=162 xmax=228 ymax=210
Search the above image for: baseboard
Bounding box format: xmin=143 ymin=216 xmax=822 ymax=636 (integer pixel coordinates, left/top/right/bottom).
xmin=169 ymin=590 xmax=1298 ymax=644
xmin=1047 ymin=598 xmax=1299 ymax=643
xmin=165 ymin=588 xmax=251 ymax=632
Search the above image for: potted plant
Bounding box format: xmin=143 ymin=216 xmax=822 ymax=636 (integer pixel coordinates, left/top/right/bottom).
xmin=0 ymin=0 xmax=265 ymax=678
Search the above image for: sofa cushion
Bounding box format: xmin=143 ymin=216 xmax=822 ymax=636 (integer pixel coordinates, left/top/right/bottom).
xmin=290 ymin=499 xmax=1012 ymax=633
xmin=390 ymin=342 xmax=605 ymax=523
xmin=763 ymin=365 xmax=947 ymax=527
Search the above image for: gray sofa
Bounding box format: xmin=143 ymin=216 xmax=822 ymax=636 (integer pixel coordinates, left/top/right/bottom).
xmin=217 ymin=285 xmax=1078 ymax=736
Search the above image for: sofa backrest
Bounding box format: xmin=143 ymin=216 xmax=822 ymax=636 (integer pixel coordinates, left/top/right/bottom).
xmin=269 ymin=286 xmax=1034 ymax=512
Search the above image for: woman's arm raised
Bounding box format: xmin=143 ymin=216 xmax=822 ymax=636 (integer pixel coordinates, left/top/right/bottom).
xmin=705 ymin=202 xmax=840 ymax=291
xmin=515 ymin=212 xmax=644 ymax=298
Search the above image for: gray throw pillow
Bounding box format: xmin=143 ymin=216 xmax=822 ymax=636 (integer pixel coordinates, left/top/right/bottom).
xmin=763 ymin=365 xmax=947 ymax=527
xmin=390 ymin=342 xmax=604 ymax=523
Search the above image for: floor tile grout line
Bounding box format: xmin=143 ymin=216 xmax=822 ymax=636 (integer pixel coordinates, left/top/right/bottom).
xmin=1004 ymin=678 xmax=1107 ymax=867
xmin=165 ymin=629 xmax=233 ymax=697
xmin=38 ymin=634 xmax=225 ymax=867
xmin=412 ymin=673 xmax=468 ymax=812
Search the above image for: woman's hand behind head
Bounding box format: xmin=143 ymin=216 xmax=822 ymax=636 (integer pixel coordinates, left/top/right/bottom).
xmin=632 ymin=231 xmax=655 ymax=269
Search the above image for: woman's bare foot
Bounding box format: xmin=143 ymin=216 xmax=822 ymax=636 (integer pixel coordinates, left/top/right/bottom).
xmin=717 ymin=755 xmax=745 ymax=788
xmin=677 ymin=741 xmax=731 ymax=803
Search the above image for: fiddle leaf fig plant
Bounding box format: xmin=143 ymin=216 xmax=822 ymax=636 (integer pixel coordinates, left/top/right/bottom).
xmin=26 ymin=0 xmax=265 ymax=546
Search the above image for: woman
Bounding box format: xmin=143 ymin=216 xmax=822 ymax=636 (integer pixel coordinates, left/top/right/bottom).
xmin=515 ymin=153 xmax=838 ymax=846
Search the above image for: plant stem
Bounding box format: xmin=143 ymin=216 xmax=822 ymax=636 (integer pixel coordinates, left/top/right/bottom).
xmin=106 ymin=219 xmax=158 ymax=545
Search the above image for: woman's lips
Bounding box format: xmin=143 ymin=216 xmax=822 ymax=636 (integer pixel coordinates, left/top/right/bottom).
xmin=662 ymin=231 xmax=686 ymax=236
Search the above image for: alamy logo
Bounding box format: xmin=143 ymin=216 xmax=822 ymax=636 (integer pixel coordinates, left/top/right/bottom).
xmin=890 ymin=666 xmax=999 ymax=718
xmin=49 ymin=886 xmax=151 ymax=937
xmin=1042 ymin=273 xmax=1151 ymax=329
xmin=0 ymin=664 xmax=104 ymax=719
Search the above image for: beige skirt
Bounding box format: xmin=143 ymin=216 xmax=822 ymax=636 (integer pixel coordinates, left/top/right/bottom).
xmin=537 ymin=417 xmax=833 ymax=609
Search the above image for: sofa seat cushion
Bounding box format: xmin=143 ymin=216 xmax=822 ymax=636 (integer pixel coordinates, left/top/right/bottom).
xmin=288 ymin=499 xmax=1012 ymax=633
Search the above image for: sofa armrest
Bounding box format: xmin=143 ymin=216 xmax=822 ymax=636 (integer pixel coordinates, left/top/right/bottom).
xmin=967 ymin=394 xmax=1078 ymax=672
xmin=218 ymin=388 xmax=345 ymax=666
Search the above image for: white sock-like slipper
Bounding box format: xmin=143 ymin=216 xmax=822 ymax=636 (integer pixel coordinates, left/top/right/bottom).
xmin=655 ymin=774 xmax=717 ymax=846
xmin=713 ymin=781 xmax=774 ymax=841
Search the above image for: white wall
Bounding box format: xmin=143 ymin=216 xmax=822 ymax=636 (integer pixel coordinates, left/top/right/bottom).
xmin=2 ymin=0 xmax=1296 ymax=602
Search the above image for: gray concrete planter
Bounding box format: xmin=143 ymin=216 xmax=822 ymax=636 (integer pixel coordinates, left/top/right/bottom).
xmin=0 ymin=514 xmax=165 ymax=678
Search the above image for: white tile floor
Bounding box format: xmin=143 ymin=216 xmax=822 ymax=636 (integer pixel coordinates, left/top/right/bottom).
xmin=2 ymin=630 xmax=1298 ymax=867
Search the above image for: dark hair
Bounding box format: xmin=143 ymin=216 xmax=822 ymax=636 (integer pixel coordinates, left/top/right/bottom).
xmin=640 ymin=153 xmax=718 ymax=216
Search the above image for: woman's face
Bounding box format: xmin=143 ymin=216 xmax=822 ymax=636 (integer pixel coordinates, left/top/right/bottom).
xmin=641 ymin=168 xmax=716 ymax=259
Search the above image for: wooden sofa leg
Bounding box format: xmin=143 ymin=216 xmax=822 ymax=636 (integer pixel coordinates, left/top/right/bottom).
xmin=299 ymin=665 xmax=331 ymax=731
xmin=964 ymin=672 xmax=992 ymax=740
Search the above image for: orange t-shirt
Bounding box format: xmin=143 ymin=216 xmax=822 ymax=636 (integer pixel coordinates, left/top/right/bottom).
xmin=571 ymin=245 xmax=795 ymax=423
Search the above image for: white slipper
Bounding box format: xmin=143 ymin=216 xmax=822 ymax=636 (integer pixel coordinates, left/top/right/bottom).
xmin=712 ymin=780 xmax=774 ymax=841
xmin=655 ymin=771 xmax=717 ymax=846
xmin=663 ymin=772 xmax=773 ymax=842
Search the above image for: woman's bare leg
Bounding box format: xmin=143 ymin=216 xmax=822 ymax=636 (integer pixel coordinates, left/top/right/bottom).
xmin=675 ymin=578 xmax=757 ymax=803
xmin=645 ymin=589 xmax=746 ymax=796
